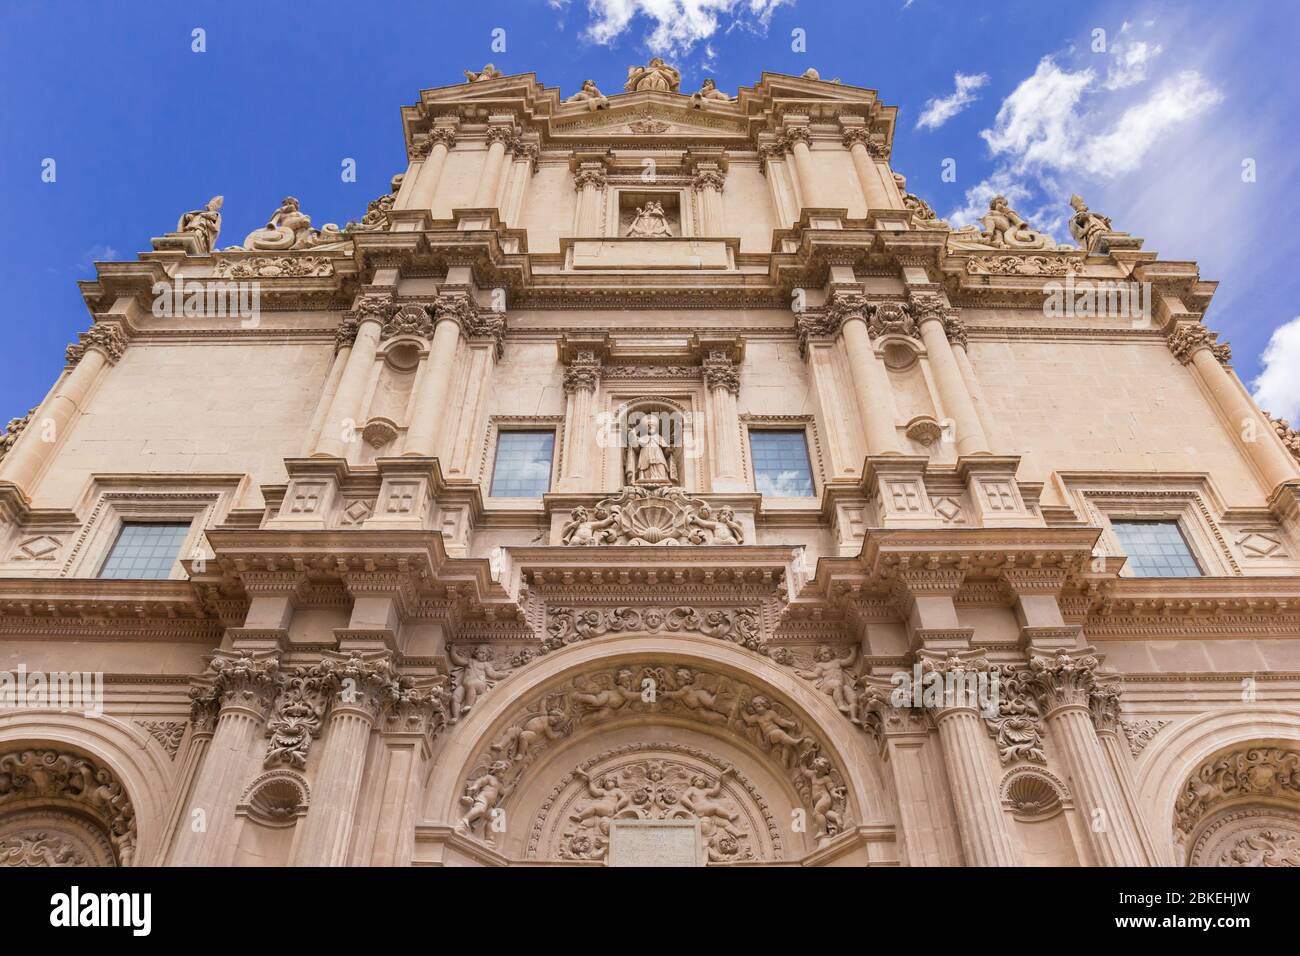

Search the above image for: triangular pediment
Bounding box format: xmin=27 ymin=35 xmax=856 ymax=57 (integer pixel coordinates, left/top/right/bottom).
xmin=551 ymin=96 xmax=749 ymax=139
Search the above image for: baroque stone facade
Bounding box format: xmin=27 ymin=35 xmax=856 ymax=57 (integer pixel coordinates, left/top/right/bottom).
xmin=1 ymin=60 xmax=1299 ymax=868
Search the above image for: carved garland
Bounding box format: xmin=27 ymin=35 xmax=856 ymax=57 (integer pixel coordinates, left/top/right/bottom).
xmin=544 ymin=605 xmax=764 ymax=655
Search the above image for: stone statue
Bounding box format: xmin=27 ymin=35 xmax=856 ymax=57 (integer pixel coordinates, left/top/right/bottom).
xmin=242 ymin=196 xmax=343 ymax=251
xmin=569 ymin=769 xmax=630 ymax=825
xmin=801 ymin=67 xmax=840 ymax=83
xmin=448 ymin=644 xmax=513 ymax=721
xmin=625 ymin=57 xmax=681 ymax=93
xmin=681 ymin=768 xmax=742 ymax=829
xmin=457 ymin=759 xmax=512 ymax=836
xmin=625 ymin=200 xmax=674 ymax=238
xmin=624 ymin=413 xmax=677 ymax=484
xmin=464 ymin=63 xmax=502 ymax=83
xmin=1068 ymin=194 xmax=1113 ymax=255
xmin=689 ymin=504 xmax=744 ymax=544
xmin=560 ymin=505 xmax=619 ymax=545
xmin=799 ymin=750 xmax=847 ymax=840
xmin=490 ymin=706 xmax=568 ymax=760
xmin=345 ymin=174 xmax=402 ymax=233
xmin=691 ymin=78 xmax=734 ymax=108
xmin=176 ymin=196 xmax=224 ymax=253
xmin=660 ymin=667 xmax=731 ymax=723
xmin=566 ymin=79 xmax=608 ymax=111
xmin=740 ymin=695 xmax=810 ymax=768
xmin=795 ymin=645 xmax=862 ymax=725
xmin=572 ymin=668 xmax=641 ymax=721
xmin=951 ymin=195 xmax=1057 ymax=250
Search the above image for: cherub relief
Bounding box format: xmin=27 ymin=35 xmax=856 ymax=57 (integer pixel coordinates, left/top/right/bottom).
xmin=680 ymin=767 xmax=742 ymax=832
xmin=740 ymin=695 xmax=810 ymax=768
xmin=448 ymin=644 xmax=513 ymax=721
xmin=660 ymin=667 xmax=731 ymax=723
xmin=799 ymin=750 xmax=846 ymax=840
xmin=490 ymin=705 xmax=569 ymax=761
xmin=572 ymin=668 xmax=641 ymax=721
xmin=795 ymin=645 xmax=861 ymax=725
xmin=569 ymin=769 xmax=631 ymax=826
xmin=560 ymin=505 xmax=618 ymax=545
xmin=689 ymin=504 xmax=744 ymax=544
xmin=457 ymin=759 xmax=512 ymax=836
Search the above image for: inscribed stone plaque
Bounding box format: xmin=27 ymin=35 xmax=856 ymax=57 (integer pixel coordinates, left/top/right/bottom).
xmin=607 ymin=819 xmax=703 ymax=867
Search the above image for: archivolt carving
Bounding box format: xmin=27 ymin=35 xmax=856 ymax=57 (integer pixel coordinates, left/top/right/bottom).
xmin=0 ymin=810 xmax=116 ymax=867
xmin=448 ymin=644 xmax=514 ymax=722
xmin=544 ymin=606 xmax=763 ymax=654
xmin=456 ymin=662 xmax=851 ymax=846
xmin=560 ymin=486 xmax=744 ymax=546
xmin=0 ymin=748 xmax=136 ymax=866
xmin=1174 ymin=746 xmax=1300 ymax=837
xmin=528 ymin=744 xmax=781 ymax=863
xmin=1188 ymin=806 xmax=1300 ymax=867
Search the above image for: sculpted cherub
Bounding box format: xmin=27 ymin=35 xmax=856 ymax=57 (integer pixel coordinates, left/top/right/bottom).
xmin=490 ymin=705 xmax=569 ymax=761
xmin=689 ymin=504 xmax=744 ymax=544
xmin=740 ymin=695 xmax=810 ymax=768
xmin=572 ymin=668 xmax=641 ymax=721
xmin=691 ymin=78 xmax=734 ymax=108
xmin=660 ymin=667 xmax=731 ymax=723
xmin=795 ymin=645 xmax=861 ymax=725
xmin=569 ymin=769 xmax=631 ymax=826
xmin=799 ymin=750 xmax=846 ymax=841
xmin=561 ymin=505 xmax=618 ymax=545
xmin=465 ymin=63 xmax=502 ymax=83
xmin=566 ymin=79 xmax=609 ymax=111
xmin=457 ymin=759 xmax=512 ymax=836
xmin=448 ymin=644 xmax=513 ymax=721
xmin=681 ymin=767 xmax=742 ymax=832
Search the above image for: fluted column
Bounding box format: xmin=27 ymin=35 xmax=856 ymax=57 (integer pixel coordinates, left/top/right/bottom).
xmin=472 ymin=125 xmax=515 ymax=208
xmin=407 ymin=127 xmax=456 ymax=213
xmin=928 ymin=705 xmax=1019 ymax=865
xmin=504 ymin=143 xmax=536 ymax=225
xmin=760 ymin=145 xmax=796 ymax=226
xmin=573 ymin=163 xmax=607 ymax=235
xmin=863 ymin=693 xmax=964 ymax=866
xmin=314 ymin=293 xmax=389 ymax=458
xmin=1092 ymin=687 xmax=1164 ymax=865
xmin=692 ymin=166 xmax=725 ymax=236
xmin=170 ymin=651 xmax=280 ymax=867
xmin=1028 ymin=652 xmax=1149 ymax=866
xmin=842 ymin=128 xmax=891 ymax=210
xmin=828 ymin=293 xmax=903 ymax=455
xmin=913 ymin=294 xmax=990 ymax=456
xmin=292 ymin=652 xmax=397 ymax=867
xmin=0 ymin=324 xmax=125 ymax=496
xmin=783 ymin=126 xmax=819 ymax=210
xmin=404 ymin=294 xmax=472 ymax=458
xmin=558 ymin=352 xmax=601 ymax=491
xmin=1168 ymin=323 xmax=1298 ymax=491
xmin=368 ymin=689 xmax=448 ymax=865
xmin=702 ymin=350 xmax=743 ymax=490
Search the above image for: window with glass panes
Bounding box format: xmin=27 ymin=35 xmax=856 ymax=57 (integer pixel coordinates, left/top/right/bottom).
xmin=749 ymin=429 xmax=815 ymax=497
xmin=98 ymin=522 xmax=191 ymax=580
xmin=490 ymin=431 xmax=555 ymax=498
xmin=1111 ymin=520 xmax=1202 ymax=577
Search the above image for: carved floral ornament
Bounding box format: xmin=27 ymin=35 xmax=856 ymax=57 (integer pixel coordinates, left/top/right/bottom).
xmin=1167 ymin=323 xmax=1232 ymax=366
xmin=796 ymin=292 xmax=964 ymax=351
xmin=560 ymin=485 xmax=744 ymax=546
xmin=65 ymin=324 xmax=126 ymax=366
xmin=456 ymin=661 xmax=851 ymax=848
xmin=0 ymin=748 xmax=137 ymax=867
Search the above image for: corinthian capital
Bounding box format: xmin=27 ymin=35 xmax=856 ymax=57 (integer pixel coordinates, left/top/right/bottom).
xmin=66 ymin=324 xmax=127 ymax=366
xmin=563 ymin=352 xmax=602 ymax=393
xmin=485 ymin=125 xmax=517 ymax=149
xmin=432 ymin=291 xmax=478 ymax=330
xmin=197 ymin=649 xmax=282 ymax=719
xmin=1027 ymin=651 xmax=1100 ymax=714
xmin=319 ymin=650 xmax=400 ymax=721
xmin=573 ymin=166 xmax=607 ymax=191
xmin=1167 ymin=323 xmax=1231 ymax=365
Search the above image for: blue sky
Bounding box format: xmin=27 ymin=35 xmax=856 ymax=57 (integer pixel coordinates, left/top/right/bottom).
xmin=2 ymin=0 xmax=1298 ymax=423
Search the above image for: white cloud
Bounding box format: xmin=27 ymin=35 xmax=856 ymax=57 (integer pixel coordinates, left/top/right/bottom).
xmin=1078 ymin=71 xmax=1222 ymax=176
xmin=578 ymin=0 xmax=789 ymax=55
xmin=915 ymin=72 xmax=989 ymax=131
xmin=1251 ymin=316 xmax=1300 ymax=422
xmin=980 ymin=57 xmax=1093 ymax=168
xmin=1105 ymin=36 xmax=1163 ymax=89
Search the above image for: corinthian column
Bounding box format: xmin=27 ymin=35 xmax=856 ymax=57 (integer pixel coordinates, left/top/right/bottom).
xmin=692 ymin=166 xmax=726 ymax=236
xmin=557 ymin=351 xmax=601 ymax=491
xmin=826 ymin=292 xmax=902 ymax=455
xmin=472 ymin=124 xmax=515 ymax=209
xmin=0 ymin=324 xmax=126 ymax=496
xmin=702 ymin=350 xmax=744 ymax=490
xmin=783 ymin=126 xmax=819 ymax=211
xmin=367 ymin=686 xmax=450 ymax=865
xmin=404 ymin=293 xmax=473 ymax=458
xmin=170 ymin=651 xmax=280 ymax=867
xmin=1028 ymin=652 xmax=1150 ymax=866
xmin=1090 ymin=684 xmax=1164 ymax=865
xmin=573 ymin=162 xmax=607 ymax=235
xmin=922 ymin=655 xmax=1019 ymax=866
xmin=1168 ymin=323 xmax=1298 ymax=492
xmin=407 ymin=127 xmax=456 ymax=213
xmin=841 ymin=127 xmax=891 ymax=210
xmin=292 ymin=652 xmax=397 ymax=867
xmin=314 ymin=292 xmax=390 ymax=458
xmin=912 ymin=292 xmax=990 ymax=457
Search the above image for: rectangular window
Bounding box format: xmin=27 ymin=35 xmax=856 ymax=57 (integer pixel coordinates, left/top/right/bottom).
xmin=97 ymin=522 xmax=192 ymax=580
xmin=1111 ymin=520 xmax=1203 ymax=577
xmin=490 ymin=431 xmax=555 ymax=498
xmin=749 ymin=429 xmax=815 ymax=497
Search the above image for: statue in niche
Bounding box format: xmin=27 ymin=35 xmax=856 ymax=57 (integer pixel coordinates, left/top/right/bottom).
xmin=625 ymin=200 xmax=674 ymax=238
xmin=691 ymin=78 xmax=734 ymax=108
xmin=175 ymin=196 xmax=224 ymax=253
xmin=625 ymin=57 xmax=681 ymax=93
xmin=241 ymin=196 xmax=343 ymax=251
xmin=624 ymin=410 xmax=679 ymax=485
xmin=1068 ymin=193 xmax=1113 ymax=255
xmin=566 ymin=79 xmax=609 ymax=111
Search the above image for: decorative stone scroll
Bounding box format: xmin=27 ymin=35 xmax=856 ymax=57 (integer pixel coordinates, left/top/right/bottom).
xmin=381 ymin=303 xmax=435 ymax=340
xmin=264 ymin=665 xmax=331 ymax=769
xmin=1174 ymin=746 xmax=1300 ymax=837
xmin=1121 ymin=718 xmax=1169 ymax=756
xmin=543 ymin=605 xmax=763 ymax=654
xmin=456 ymin=662 xmax=851 ymax=845
xmin=965 ymin=254 xmax=1084 ymax=276
xmin=1267 ymin=415 xmax=1300 ymax=461
xmin=211 ymin=255 xmax=334 ymax=278
xmin=560 ymin=486 xmax=744 ymax=546
xmin=0 ymin=748 xmax=137 ymax=866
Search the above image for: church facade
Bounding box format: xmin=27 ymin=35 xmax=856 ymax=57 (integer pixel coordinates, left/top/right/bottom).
xmin=2 ymin=62 xmax=1300 ymax=867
